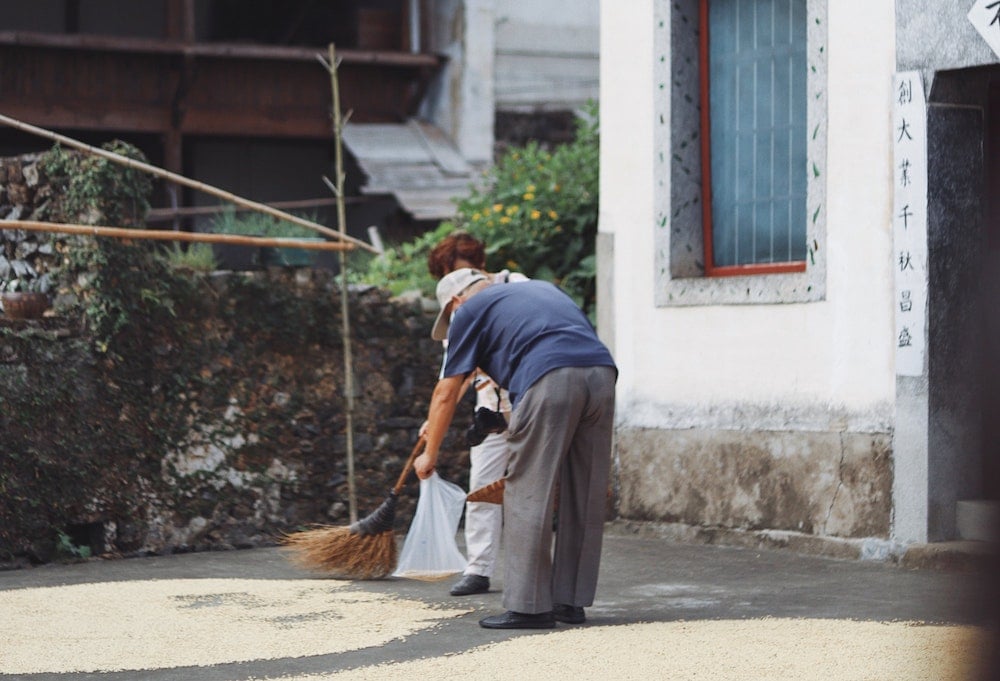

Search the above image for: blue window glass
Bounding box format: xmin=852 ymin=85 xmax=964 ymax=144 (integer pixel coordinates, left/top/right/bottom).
xmin=706 ymin=0 xmax=807 ymax=269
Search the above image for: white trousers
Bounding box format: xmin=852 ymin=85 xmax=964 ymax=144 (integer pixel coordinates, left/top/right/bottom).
xmin=463 ymin=431 xmax=510 ymax=577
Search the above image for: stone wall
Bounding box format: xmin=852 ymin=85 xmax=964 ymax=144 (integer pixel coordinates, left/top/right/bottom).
xmin=0 ymin=150 xmax=469 ymax=566
xmin=0 ymin=152 xmax=63 ymax=296
xmin=0 ymin=271 xmax=468 ymax=566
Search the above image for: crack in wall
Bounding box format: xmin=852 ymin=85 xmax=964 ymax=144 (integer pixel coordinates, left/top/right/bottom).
xmin=822 ymin=432 xmax=847 ymax=534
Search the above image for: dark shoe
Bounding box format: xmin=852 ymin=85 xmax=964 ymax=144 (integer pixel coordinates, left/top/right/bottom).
xmin=479 ymin=610 xmax=555 ymax=629
xmin=553 ymin=604 xmax=586 ymax=624
xmin=450 ymin=573 xmax=490 ymax=596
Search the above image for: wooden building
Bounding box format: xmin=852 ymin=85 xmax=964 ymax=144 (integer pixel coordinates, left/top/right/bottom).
xmin=0 ymin=0 xmax=448 ymax=238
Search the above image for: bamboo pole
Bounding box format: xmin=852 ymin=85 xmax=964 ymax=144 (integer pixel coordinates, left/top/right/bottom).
xmin=0 ymin=111 xmax=378 ymax=254
xmin=328 ymin=43 xmax=359 ymax=525
xmin=0 ymin=219 xmax=354 ymax=250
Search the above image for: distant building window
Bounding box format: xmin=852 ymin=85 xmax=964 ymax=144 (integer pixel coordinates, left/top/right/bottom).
xmin=700 ymin=0 xmax=808 ymax=275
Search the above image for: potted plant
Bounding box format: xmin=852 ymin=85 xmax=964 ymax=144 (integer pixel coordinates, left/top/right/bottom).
xmin=1 ymin=276 xmax=51 ymax=320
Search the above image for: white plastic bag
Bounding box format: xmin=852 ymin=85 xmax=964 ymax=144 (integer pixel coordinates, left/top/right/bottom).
xmin=393 ymin=472 xmax=467 ymax=580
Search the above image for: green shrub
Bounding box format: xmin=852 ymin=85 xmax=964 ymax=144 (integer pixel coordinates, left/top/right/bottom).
xmin=161 ymin=243 xmax=217 ymax=272
xmin=210 ymin=206 xmax=320 ymax=239
xmin=353 ymin=102 xmax=599 ymax=317
xmin=40 ymin=141 xmax=152 ymax=227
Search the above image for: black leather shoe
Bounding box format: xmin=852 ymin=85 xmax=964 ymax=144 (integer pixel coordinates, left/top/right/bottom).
xmin=479 ymin=610 xmax=555 ymax=629
xmin=450 ymin=574 xmax=490 ymax=596
xmin=553 ymin=604 xmax=586 ymax=624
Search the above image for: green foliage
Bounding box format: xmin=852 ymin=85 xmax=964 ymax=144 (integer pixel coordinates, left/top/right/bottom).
xmin=0 ymin=275 xmax=47 ymax=293
xmin=352 ymin=221 xmax=456 ymax=294
xmin=161 ymin=243 xmax=217 ymax=272
xmin=210 ymin=207 xmax=324 ymax=267
xmin=34 ymin=141 xmax=180 ymax=352
xmin=353 ymin=102 xmax=600 ymax=315
xmin=39 ymin=141 xmax=152 ymax=227
xmin=55 ymin=530 xmax=91 ymax=560
xmin=211 ymin=206 xmax=319 ymax=239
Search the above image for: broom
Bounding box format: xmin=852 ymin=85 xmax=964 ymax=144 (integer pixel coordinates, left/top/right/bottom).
xmin=282 ymin=436 xmax=425 ymax=579
xmin=467 ymin=477 xmax=505 ymax=504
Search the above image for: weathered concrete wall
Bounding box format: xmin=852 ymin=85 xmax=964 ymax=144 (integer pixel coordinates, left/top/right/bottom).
xmin=494 ymin=0 xmax=599 ymax=112
xmin=617 ymin=428 xmax=892 ymax=539
xmin=424 ymin=0 xmax=496 ymax=163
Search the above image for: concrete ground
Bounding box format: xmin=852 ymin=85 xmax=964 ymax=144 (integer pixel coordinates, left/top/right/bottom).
xmin=0 ymin=523 xmax=998 ymax=681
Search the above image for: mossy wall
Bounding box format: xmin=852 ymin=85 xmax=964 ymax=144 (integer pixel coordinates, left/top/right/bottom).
xmin=1 ymin=150 xmax=468 ymax=566
xmin=0 ymin=271 xmax=464 ymax=565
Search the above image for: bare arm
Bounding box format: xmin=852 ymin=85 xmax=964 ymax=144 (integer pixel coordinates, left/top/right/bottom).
xmin=414 ymin=373 xmax=468 ymax=479
xmin=418 ymin=371 xmax=476 ymax=438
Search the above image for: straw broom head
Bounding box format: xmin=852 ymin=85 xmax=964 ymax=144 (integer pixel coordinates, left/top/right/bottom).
xmin=281 ymin=525 xmax=398 ymax=580
xmin=281 ymin=437 xmax=425 ymax=579
xmin=281 ymin=490 xmax=402 ymax=579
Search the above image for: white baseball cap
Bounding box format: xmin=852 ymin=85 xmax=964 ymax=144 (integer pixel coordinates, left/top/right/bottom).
xmin=431 ymin=268 xmax=488 ymax=340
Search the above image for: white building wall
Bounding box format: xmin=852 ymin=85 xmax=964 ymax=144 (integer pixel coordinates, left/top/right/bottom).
xmin=601 ymin=0 xmax=900 ymax=541
xmin=607 ymin=0 xmax=896 ymax=435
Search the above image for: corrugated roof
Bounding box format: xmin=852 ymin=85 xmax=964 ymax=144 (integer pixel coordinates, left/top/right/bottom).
xmin=342 ymin=120 xmax=479 ymax=221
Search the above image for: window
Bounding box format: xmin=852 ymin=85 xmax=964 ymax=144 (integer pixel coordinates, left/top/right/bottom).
xmin=700 ymin=0 xmax=807 ymax=275
xmin=654 ymin=0 xmax=825 ymax=306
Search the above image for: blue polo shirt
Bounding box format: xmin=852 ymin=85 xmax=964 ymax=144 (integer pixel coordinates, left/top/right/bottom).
xmin=442 ymin=280 xmax=616 ymax=408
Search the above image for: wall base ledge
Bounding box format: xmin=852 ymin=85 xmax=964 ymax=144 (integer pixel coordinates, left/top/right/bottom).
xmin=606 ymin=519 xmax=998 ymax=573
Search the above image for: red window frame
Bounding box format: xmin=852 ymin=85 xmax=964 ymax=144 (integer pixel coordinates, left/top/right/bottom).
xmin=698 ymin=0 xmax=807 ymax=277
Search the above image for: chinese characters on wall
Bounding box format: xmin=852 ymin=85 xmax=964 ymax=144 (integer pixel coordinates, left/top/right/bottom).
xmin=968 ymin=0 xmax=1000 ymax=60
xmin=892 ymin=71 xmax=928 ymax=377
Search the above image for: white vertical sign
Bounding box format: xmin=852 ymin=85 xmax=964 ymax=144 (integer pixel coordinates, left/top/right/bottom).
xmin=968 ymin=0 xmax=1000 ymax=59
xmin=892 ymin=71 xmax=928 ymax=377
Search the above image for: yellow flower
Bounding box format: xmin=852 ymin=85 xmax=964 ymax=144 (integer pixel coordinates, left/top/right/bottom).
xmin=500 ymin=216 xmax=511 ymax=224
xmin=548 ymin=210 xmax=558 ymax=219
xmin=507 ymin=260 xmax=518 ymax=270
xmin=472 ymin=212 xmax=481 ymax=221
xmin=531 ymin=210 xmax=541 ymax=219
xmin=527 ymin=184 xmax=536 ymax=193
xmin=506 ymin=205 xmax=518 ymax=216
xmin=523 ymin=192 xmax=535 ymax=201
xmin=493 ymin=203 xmax=503 ymax=213
xmin=554 ymin=225 xmax=563 ymax=233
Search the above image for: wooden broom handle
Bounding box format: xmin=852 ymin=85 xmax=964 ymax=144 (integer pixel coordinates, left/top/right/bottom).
xmin=392 ymin=435 xmax=426 ymax=494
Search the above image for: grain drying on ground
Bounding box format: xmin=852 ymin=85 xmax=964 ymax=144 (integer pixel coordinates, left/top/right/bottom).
xmin=0 ymin=578 xmax=470 ymax=674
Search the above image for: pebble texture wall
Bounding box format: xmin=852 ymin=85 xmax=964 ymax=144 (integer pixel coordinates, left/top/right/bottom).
xmin=1 ymin=151 xmax=469 ymax=566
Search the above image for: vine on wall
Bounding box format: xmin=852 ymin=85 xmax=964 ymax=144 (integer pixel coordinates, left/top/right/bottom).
xmin=1 ymin=146 xmax=455 ymax=565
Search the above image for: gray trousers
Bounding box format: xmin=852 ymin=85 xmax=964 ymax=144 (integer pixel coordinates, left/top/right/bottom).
xmin=501 ymin=365 xmax=617 ymax=614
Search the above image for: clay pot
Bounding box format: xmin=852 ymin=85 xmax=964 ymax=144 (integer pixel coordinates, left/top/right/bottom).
xmin=1 ymin=292 xmax=50 ymax=319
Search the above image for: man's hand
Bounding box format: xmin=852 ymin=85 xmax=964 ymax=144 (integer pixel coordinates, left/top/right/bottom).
xmin=414 ymin=451 xmax=436 ymax=479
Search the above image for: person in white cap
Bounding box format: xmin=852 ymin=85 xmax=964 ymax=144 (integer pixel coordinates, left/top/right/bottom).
xmin=415 ymin=268 xmax=617 ymax=629
xmin=425 ymin=233 xmax=528 ymax=598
